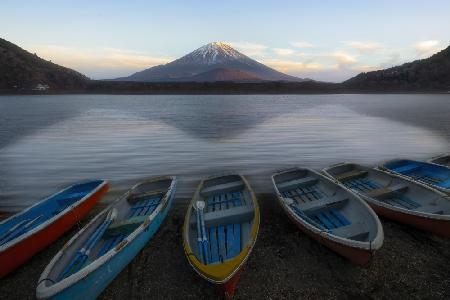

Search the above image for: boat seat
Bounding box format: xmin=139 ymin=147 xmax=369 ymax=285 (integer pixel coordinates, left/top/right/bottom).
xmin=201 ymin=181 xmax=244 ymax=197
xmin=331 ymin=222 xmax=369 ymax=241
xmin=103 ymin=215 xmax=147 ymax=238
xmin=336 ymin=170 xmax=368 ymax=181
xmin=127 ymin=191 xmax=163 ymax=204
xmin=277 ymin=177 xmax=318 ymax=191
xmin=191 ymin=205 xmax=254 ymax=228
xmin=367 ymin=184 xmax=408 ymax=198
xmin=393 ymin=164 xmax=420 ymax=174
xmin=296 ymin=196 xmax=348 ymax=213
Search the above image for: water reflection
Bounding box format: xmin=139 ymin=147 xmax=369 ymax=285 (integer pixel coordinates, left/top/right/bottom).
xmin=0 ymin=94 xmax=448 ymax=211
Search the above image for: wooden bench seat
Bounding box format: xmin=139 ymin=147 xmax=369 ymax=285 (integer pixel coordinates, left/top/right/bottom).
xmin=367 ymin=184 xmax=408 ymax=199
xmin=296 ymin=196 xmax=348 ymax=213
xmin=277 ymin=177 xmax=318 ymax=191
xmin=191 ymin=205 xmax=254 ymax=228
xmin=201 ymin=181 xmax=244 ymax=197
xmin=103 ymin=215 xmax=147 ymax=238
xmin=331 ymin=222 xmax=369 ymax=241
xmin=336 ymin=170 xmax=368 ymax=181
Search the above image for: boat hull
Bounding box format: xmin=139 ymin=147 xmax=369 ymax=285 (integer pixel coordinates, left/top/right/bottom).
xmin=283 ymin=204 xmax=374 ymax=266
xmin=47 ymin=185 xmax=175 ymax=300
xmin=0 ymin=183 xmax=108 ymax=278
xmin=367 ymin=202 xmax=450 ymax=237
xmin=217 ymin=267 xmax=243 ymax=298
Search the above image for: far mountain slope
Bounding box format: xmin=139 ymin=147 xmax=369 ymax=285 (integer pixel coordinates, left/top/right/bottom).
xmin=0 ymin=38 xmax=88 ymax=90
xmin=344 ymin=45 xmax=450 ymax=91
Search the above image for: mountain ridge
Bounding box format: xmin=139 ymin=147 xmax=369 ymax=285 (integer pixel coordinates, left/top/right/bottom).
xmin=344 ymin=45 xmax=450 ymax=91
xmin=0 ymin=38 xmax=88 ymax=90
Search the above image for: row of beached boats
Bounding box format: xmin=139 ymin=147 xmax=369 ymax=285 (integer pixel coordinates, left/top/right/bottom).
xmin=0 ymin=155 xmax=449 ymax=299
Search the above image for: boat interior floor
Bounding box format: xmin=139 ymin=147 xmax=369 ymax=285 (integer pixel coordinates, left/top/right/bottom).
xmin=279 ymin=177 xmax=369 ymax=241
xmin=392 ymin=164 xmax=450 ymax=188
xmin=339 ymin=174 xmax=444 ymax=213
xmin=195 ymin=189 xmax=252 ymax=265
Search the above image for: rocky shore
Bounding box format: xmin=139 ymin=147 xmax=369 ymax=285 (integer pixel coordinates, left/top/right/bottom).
xmin=1 ymin=194 xmax=450 ymax=299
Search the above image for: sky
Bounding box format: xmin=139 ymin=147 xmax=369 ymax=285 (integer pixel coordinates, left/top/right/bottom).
xmin=1 ymin=0 xmax=449 ymax=82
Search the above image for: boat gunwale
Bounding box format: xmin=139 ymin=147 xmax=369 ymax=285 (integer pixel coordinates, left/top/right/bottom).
xmin=322 ymin=162 xmax=450 ymax=221
xmin=272 ymin=167 xmax=384 ymax=251
xmin=0 ymin=179 xmax=108 ymax=253
xmin=182 ymin=173 xmax=260 ymax=284
xmin=35 ymin=175 xmax=176 ymax=299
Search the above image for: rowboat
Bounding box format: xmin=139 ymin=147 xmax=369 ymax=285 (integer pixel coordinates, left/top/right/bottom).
xmin=429 ymin=153 xmax=450 ymax=167
xmin=0 ymin=180 xmax=108 ymax=278
xmin=272 ymin=167 xmax=383 ymax=266
xmin=36 ymin=176 xmax=176 ymax=300
xmin=323 ymin=163 xmax=450 ymax=237
xmin=183 ymin=174 xmax=260 ymax=297
xmin=380 ymin=159 xmax=450 ymax=194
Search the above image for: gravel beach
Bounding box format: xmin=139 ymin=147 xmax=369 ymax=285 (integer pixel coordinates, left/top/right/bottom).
xmin=1 ymin=194 xmax=450 ymax=299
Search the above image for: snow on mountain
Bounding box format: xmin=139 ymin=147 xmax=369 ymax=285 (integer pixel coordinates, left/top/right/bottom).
xmin=116 ymin=42 xmax=307 ymax=82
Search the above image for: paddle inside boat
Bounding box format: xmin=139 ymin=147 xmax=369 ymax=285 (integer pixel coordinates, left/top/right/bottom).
xmin=0 ymin=180 xmax=108 ymax=278
xmin=36 ymin=176 xmax=176 ymax=300
xmin=380 ymin=159 xmax=450 ymax=194
xmin=183 ymin=174 xmax=259 ymax=297
xmin=272 ymin=167 xmax=383 ymax=266
xmin=429 ymin=153 xmax=450 ymax=168
xmin=323 ymin=163 xmax=450 ymax=236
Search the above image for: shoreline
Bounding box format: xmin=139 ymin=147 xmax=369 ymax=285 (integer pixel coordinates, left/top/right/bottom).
xmin=1 ymin=194 xmax=450 ymax=298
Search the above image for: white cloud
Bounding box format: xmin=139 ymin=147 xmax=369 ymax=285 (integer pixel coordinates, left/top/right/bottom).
xmin=413 ymin=40 xmax=442 ymax=57
xmin=226 ymin=41 xmax=268 ymax=57
xmin=263 ymin=58 xmax=325 ymax=73
xmin=26 ymin=45 xmax=173 ymax=79
xmin=344 ymin=41 xmax=383 ymax=53
xmin=290 ymin=41 xmax=314 ymax=48
xmin=272 ymin=48 xmax=295 ymax=56
xmin=330 ymin=51 xmax=357 ymax=65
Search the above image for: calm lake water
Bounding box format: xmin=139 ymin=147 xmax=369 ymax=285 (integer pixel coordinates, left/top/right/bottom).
xmin=0 ymin=94 xmax=449 ymax=211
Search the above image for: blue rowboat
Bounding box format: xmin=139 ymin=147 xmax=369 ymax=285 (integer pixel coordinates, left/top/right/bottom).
xmin=380 ymin=159 xmax=450 ymax=194
xmin=36 ymin=176 xmax=176 ymax=300
xmin=0 ymin=180 xmax=108 ymax=278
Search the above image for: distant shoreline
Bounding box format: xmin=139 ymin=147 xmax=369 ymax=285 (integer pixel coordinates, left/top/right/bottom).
xmin=1 ymin=80 xmax=449 ymax=95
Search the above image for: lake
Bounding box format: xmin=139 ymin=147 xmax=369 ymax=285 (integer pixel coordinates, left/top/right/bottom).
xmin=0 ymin=94 xmax=449 ymax=211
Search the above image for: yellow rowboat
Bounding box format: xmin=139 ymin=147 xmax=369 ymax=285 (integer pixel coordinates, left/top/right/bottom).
xmin=183 ymin=174 xmax=260 ymax=297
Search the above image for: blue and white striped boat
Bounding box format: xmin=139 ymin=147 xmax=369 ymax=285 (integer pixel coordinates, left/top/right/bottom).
xmin=36 ymin=176 xmax=176 ymax=300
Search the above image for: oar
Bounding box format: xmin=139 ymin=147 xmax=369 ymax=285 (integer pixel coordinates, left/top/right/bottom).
xmin=58 ymin=209 xmax=118 ymax=280
xmin=0 ymin=215 xmax=44 ymax=246
xmin=195 ymin=201 xmax=209 ymax=264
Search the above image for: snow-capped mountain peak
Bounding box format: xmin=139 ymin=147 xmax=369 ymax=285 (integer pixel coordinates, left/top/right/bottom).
xmin=176 ymin=42 xmax=245 ymax=65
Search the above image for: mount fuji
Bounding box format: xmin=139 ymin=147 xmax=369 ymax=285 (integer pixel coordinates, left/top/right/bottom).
xmin=115 ymin=42 xmax=307 ymax=82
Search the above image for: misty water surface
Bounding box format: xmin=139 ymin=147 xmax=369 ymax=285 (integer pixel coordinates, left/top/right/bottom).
xmin=0 ymin=94 xmax=449 ymax=210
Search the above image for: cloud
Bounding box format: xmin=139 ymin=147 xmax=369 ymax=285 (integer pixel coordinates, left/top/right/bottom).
xmin=272 ymin=48 xmax=295 ymax=56
xmin=290 ymin=41 xmax=314 ymax=48
xmin=263 ymin=58 xmax=325 ymax=73
xmin=26 ymin=45 xmax=173 ymax=78
xmin=344 ymin=41 xmax=383 ymax=53
xmin=226 ymin=41 xmax=268 ymax=57
xmin=329 ymin=51 xmax=357 ymax=65
xmin=413 ymin=40 xmax=442 ymax=57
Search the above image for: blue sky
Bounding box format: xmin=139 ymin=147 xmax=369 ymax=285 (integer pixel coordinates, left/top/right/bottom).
xmin=2 ymin=0 xmax=449 ymax=81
